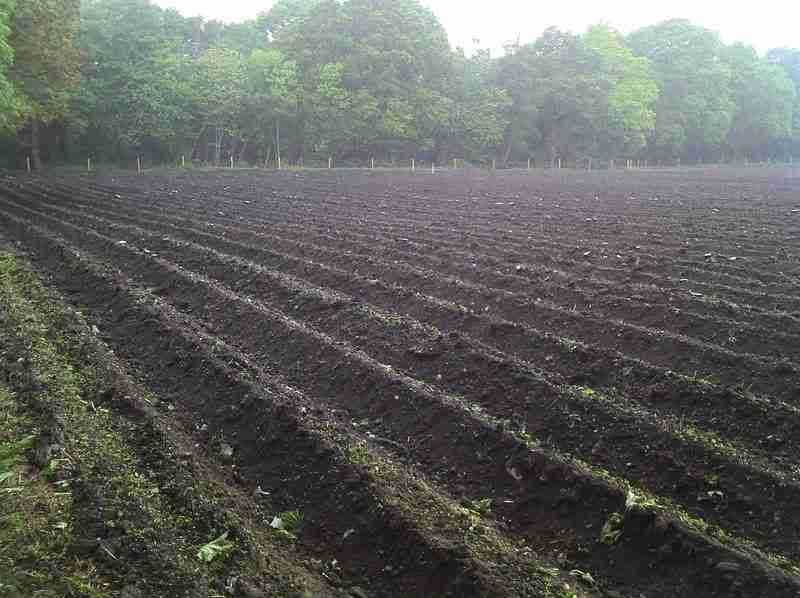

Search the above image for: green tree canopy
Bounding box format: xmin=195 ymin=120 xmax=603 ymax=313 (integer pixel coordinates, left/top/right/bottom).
xmin=628 ymin=19 xmax=735 ymax=162
xmin=2 ymin=0 xmax=798 ymax=168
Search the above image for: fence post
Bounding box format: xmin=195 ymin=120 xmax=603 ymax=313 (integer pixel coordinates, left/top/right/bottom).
xmin=557 ymin=158 xmax=562 ymax=169
xmin=182 ymin=155 xmax=185 ymax=168
xmin=26 ymin=157 xmax=31 ymax=173
xmin=137 ymin=156 xmax=142 ymax=175
xmin=371 ymin=157 xmax=375 ymax=169
xmin=527 ymin=158 xmax=531 ymax=171
xmin=492 ymin=159 xmax=495 ymax=170
xmin=432 ymin=162 xmax=435 ymax=174
xmin=411 ymin=158 xmax=415 ymax=172
xmin=87 ymin=157 xmax=91 ymax=172
xmin=328 ymin=156 xmax=332 ymax=169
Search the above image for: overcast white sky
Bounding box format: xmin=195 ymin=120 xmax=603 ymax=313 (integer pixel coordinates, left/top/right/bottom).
xmin=154 ymin=0 xmax=798 ymax=55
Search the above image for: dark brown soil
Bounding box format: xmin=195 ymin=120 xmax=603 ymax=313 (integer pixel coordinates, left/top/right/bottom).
xmin=2 ymin=166 xmax=800 ymax=598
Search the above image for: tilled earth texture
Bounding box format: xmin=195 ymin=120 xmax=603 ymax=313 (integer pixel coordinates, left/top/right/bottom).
xmin=1 ymin=166 xmax=800 ymax=598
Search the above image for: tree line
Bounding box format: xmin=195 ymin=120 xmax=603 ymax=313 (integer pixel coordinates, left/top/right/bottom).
xmin=1 ymin=0 xmax=798 ymax=169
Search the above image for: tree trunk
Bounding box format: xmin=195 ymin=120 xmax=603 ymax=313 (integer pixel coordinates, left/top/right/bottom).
xmin=499 ymin=123 xmax=514 ymax=168
xmin=214 ymin=127 xmax=223 ymax=166
xmin=190 ymin=124 xmax=208 ymax=160
xmin=31 ymin=119 xmax=43 ymax=171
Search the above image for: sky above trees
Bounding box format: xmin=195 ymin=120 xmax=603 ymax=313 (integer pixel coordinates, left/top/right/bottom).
xmin=154 ymin=0 xmax=798 ymax=54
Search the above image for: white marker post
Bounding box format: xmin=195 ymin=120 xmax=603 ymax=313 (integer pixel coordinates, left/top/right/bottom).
xmin=371 ymin=157 xmax=375 ymax=169
xmin=137 ymin=156 xmax=142 ymax=175
xmin=411 ymin=158 xmax=415 ymax=172
xmin=182 ymin=155 xmax=185 ymax=168
xmin=27 ymin=157 xmax=31 ymax=173
xmin=87 ymin=157 xmax=91 ymax=172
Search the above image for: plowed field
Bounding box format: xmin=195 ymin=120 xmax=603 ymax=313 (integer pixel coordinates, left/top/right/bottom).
xmin=2 ymin=167 xmax=799 ymax=597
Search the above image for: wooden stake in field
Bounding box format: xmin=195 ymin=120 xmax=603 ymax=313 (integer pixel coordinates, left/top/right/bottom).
xmin=26 ymin=156 xmax=31 ymax=173
xmin=182 ymin=155 xmax=185 ymax=168
xmin=492 ymin=159 xmax=496 ymax=170
xmin=328 ymin=156 xmax=332 ymax=169
xmin=87 ymin=157 xmax=91 ymax=172
xmin=137 ymin=156 xmax=142 ymax=175
xmin=411 ymin=158 xmax=415 ymax=172
xmin=371 ymin=157 xmax=375 ymax=169
xmin=527 ymin=158 xmax=531 ymax=171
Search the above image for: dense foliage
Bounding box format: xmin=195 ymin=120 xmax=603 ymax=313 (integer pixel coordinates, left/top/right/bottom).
xmin=1 ymin=0 xmax=798 ymax=168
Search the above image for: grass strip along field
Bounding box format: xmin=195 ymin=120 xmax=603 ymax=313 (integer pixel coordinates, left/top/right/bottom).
xmin=1 ymin=166 xmax=799 ymax=597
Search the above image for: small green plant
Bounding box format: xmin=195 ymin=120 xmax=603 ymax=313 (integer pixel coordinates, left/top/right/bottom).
xmin=570 ymin=569 xmax=596 ymax=586
xmin=558 ymin=337 xmax=579 ymax=353
xmin=599 ymin=512 xmax=624 ymax=545
xmin=0 ymin=435 xmax=35 ymax=489
xmin=345 ymin=439 xmax=370 ymax=465
xmin=197 ymin=532 xmax=235 ymax=563
xmin=270 ymin=510 xmax=304 ymax=539
xmin=465 ymin=497 xmax=492 ymax=516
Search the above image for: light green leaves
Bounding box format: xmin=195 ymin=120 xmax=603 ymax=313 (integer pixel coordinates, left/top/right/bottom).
xmin=196 ymin=532 xmax=235 ymax=563
xmin=270 ymin=510 xmax=304 ymax=539
xmin=599 ymin=512 xmax=625 ymax=545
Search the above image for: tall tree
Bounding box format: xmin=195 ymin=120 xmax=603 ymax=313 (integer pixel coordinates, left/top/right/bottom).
xmin=71 ymin=0 xmax=196 ymax=161
xmin=0 ymin=0 xmax=18 ymax=134
xmin=445 ymin=48 xmax=511 ymax=162
xmin=628 ymin=19 xmax=734 ymax=162
xmin=9 ymin=0 xmax=81 ymax=169
xmin=767 ymin=47 xmax=800 ymax=156
xmin=241 ymin=47 xmax=297 ymax=164
xmin=583 ymin=24 xmax=659 ymax=159
xmin=192 ymin=46 xmax=246 ymax=163
xmin=267 ymin=0 xmax=455 ymax=161
xmin=725 ymin=43 xmax=795 ymax=160
xmin=495 ymin=29 xmax=610 ymax=166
